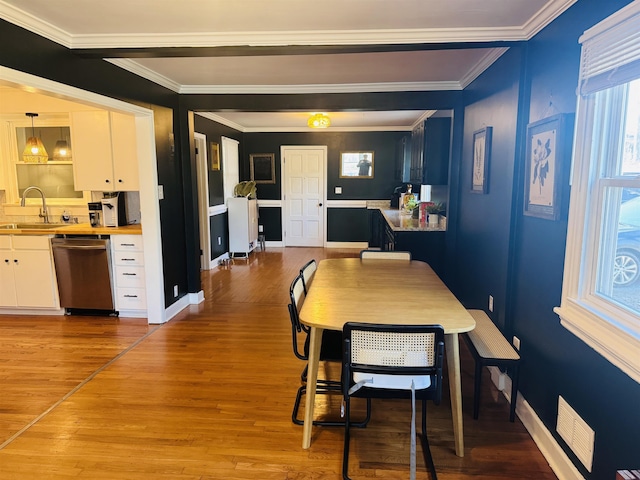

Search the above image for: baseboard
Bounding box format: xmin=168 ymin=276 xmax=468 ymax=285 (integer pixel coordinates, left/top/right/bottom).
xmin=488 ymin=368 xmax=585 ymax=480
xmin=164 ymin=294 xmax=191 ymax=322
xmin=189 ymin=291 xmax=204 ymax=304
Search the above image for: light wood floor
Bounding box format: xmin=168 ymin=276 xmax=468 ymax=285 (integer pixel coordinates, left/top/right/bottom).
xmin=0 ymin=247 xmax=557 ymax=479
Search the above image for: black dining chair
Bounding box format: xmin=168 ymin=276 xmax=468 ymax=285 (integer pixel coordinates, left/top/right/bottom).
xmin=299 ymin=259 xmax=317 ymax=294
xmin=288 ymin=274 xmax=370 ymax=427
xmin=341 ymin=322 xmax=444 ymax=480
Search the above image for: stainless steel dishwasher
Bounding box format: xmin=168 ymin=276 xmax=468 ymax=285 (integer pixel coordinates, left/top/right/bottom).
xmin=51 ymin=236 xmax=115 ymax=312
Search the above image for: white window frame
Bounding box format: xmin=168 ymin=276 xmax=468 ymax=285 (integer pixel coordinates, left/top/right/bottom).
xmin=555 ymin=2 xmax=640 ymax=383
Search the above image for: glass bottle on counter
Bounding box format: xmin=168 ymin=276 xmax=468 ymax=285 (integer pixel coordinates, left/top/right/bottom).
xmin=402 ymin=184 xmax=416 ymax=214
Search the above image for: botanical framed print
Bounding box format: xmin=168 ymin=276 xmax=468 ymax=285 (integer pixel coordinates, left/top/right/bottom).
xmin=249 ymin=153 xmax=276 ymax=184
xmin=524 ymin=114 xmax=570 ymax=220
xmin=471 ymin=127 xmax=492 ymax=194
xmin=210 ymin=142 xmax=220 ymax=171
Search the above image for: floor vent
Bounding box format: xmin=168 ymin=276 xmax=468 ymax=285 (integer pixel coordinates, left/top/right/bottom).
xmin=556 ymin=396 xmax=595 ymax=472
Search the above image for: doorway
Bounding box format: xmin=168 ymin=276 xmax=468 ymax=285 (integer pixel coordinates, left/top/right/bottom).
xmin=281 ymin=146 xmax=327 ymax=247
xmin=194 ymin=132 xmax=212 ymax=270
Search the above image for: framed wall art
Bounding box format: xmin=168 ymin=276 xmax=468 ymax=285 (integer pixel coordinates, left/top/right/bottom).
xmin=523 ymin=113 xmax=570 ymax=220
xmin=249 ymin=153 xmax=276 ymax=184
xmin=210 ymin=142 xmax=220 ymax=171
xmin=339 ymin=151 xmax=374 ymax=178
xmin=471 ymin=127 xmax=492 ymax=194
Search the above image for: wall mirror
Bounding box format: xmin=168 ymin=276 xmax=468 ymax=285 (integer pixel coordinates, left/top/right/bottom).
xmin=340 ymin=151 xmax=374 ymax=178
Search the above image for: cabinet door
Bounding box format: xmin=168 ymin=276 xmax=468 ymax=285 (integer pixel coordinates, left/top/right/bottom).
xmin=0 ymin=248 xmax=17 ymax=307
xmin=423 ymin=117 xmax=451 ymax=185
xmin=13 ymin=249 xmax=58 ymax=308
xmin=71 ymin=111 xmax=115 ymax=191
xmin=110 ymin=112 xmax=139 ymax=191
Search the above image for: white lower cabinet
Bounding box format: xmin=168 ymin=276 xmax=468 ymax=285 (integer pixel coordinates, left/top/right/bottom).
xmin=111 ymin=234 xmax=147 ymax=316
xmin=0 ymin=235 xmax=59 ymax=309
xmin=228 ymin=197 xmax=259 ymax=256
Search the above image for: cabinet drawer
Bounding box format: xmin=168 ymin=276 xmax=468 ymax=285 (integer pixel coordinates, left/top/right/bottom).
xmin=0 ymin=236 xmax=10 ymax=249
xmin=116 ymin=287 xmax=146 ymax=310
xmin=12 ymin=235 xmax=51 ymax=250
xmin=112 ymin=235 xmax=143 ymax=251
xmin=114 ymin=266 xmax=145 ymax=287
xmin=113 ymin=251 xmax=144 ymax=267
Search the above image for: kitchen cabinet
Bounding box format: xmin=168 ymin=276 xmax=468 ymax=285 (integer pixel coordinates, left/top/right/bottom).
xmin=111 ymin=234 xmax=147 ymax=316
xmin=409 ymin=117 xmax=451 ymax=185
xmin=228 ymin=197 xmax=258 ymax=256
xmin=0 ymin=235 xmax=59 ymax=308
xmin=71 ymin=111 xmax=139 ymax=191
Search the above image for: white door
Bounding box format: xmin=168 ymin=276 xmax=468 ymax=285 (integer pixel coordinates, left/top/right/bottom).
xmin=194 ymin=133 xmax=211 ymax=270
xmin=221 ymin=136 xmax=239 ymax=203
xmin=282 ymin=146 xmax=326 ymax=247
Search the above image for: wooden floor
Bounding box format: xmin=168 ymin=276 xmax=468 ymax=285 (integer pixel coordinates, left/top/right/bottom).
xmin=0 ymin=247 xmax=557 ymax=479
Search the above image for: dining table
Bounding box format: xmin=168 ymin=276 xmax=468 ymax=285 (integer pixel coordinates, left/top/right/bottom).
xmin=298 ymin=257 xmax=476 ymax=457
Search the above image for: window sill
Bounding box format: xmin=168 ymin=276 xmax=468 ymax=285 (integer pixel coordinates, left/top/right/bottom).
xmin=555 ymin=300 xmax=640 ymax=383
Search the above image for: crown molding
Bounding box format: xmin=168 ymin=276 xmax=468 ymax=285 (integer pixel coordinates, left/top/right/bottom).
xmin=522 ymin=0 xmax=578 ymax=39
xmin=196 ymin=112 xmax=246 ymax=132
xmin=0 ymin=1 xmax=72 ymax=47
xmin=459 ymin=47 xmax=510 ymax=88
xmin=105 ymin=59 xmax=181 ymax=92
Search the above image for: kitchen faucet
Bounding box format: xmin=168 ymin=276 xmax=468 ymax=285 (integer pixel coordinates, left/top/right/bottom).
xmin=20 ymin=186 xmax=50 ymax=223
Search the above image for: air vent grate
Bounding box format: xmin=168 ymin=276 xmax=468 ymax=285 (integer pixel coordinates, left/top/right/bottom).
xmin=556 ymin=396 xmax=595 ymax=472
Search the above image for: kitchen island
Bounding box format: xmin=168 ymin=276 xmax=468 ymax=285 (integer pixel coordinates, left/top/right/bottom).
xmin=369 ymin=206 xmax=446 ymax=277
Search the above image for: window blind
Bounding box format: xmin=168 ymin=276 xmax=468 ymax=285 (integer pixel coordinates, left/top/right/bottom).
xmin=579 ymin=1 xmax=640 ymax=96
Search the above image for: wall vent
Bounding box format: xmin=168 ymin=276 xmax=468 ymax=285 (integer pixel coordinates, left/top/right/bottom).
xmin=556 ymin=396 xmax=595 ymax=472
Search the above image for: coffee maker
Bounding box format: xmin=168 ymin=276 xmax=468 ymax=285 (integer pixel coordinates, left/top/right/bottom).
xmin=88 ymin=202 xmax=102 ymax=227
xmin=101 ymin=192 xmax=127 ymax=227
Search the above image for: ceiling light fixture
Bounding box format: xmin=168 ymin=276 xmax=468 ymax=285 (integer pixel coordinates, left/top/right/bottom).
xmin=308 ymin=113 xmax=331 ymax=129
xmin=22 ymin=113 xmax=48 ymax=163
xmin=53 ymin=127 xmax=72 ymax=161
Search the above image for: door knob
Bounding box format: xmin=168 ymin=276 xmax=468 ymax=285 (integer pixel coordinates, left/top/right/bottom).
xmin=319 ymin=203 xmax=323 ymax=207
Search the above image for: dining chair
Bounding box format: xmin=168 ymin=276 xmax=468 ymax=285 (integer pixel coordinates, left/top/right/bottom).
xmin=341 ymin=322 xmax=444 ymax=480
xmin=299 ymin=259 xmax=317 ymax=294
xmin=288 ymin=274 xmax=370 ymax=427
xmin=360 ymin=249 xmax=412 ymax=260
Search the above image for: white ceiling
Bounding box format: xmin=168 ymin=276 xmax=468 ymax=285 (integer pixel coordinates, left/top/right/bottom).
xmin=0 ymin=0 xmax=577 ymax=130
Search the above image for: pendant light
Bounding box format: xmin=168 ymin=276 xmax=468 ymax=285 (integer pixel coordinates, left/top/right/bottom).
xmin=308 ymin=113 xmax=331 ymax=129
xmin=22 ymin=113 xmax=49 ymax=163
xmin=53 ymin=127 xmax=72 ymax=161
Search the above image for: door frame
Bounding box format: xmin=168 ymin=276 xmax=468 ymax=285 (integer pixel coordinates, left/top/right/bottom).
xmin=194 ymin=132 xmax=212 ymax=270
xmin=280 ymin=145 xmax=327 ymax=247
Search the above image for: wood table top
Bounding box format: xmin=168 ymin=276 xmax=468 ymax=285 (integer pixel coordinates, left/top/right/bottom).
xmin=299 ymin=258 xmax=475 ymax=334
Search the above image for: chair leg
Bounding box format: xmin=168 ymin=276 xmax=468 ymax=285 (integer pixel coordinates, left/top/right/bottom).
xmin=342 ymin=398 xmax=352 ymax=480
xmin=420 ymin=400 xmax=437 ymax=480
xmin=473 ymin=360 xmax=483 ymax=420
xmin=509 ymin=364 xmax=519 ymax=422
xmin=292 ymin=385 xmax=370 ymax=427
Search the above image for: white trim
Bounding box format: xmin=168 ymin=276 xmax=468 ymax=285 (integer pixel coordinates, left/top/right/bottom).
xmin=196 ymin=112 xmax=245 ymax=132
xmin=521 ymin=0 xmax=579 ymax=39
xmin=189 ymin=291 xmax=205 ymax=305
xmin=326 ymin=200 xmax=367 ymax=208
xmin=459 ymin=47 xmax=510 ymax=88
xmin=579 ymin=1 xmax=640 ymax=43
xmin=162 ymin=295 xmax=190 ymax=324
xmin=326 ymin=241 xmax=369 ymax=249
xmin=194 ymin=132 xmax=212 ymax=271
xmin=0 ymin=65 xmax=166 ymax=325
xmin=257 ymin=199 xmax=282 ymax=208
xmin=266 ymin=240 xmax=285 ymax=248
xmin=209 ymin=204 xmax=227 ymax=216
xmin=106 ymin=59 xmax=181 ymax=93
xmin=0 ymin=1 xmax=71 ymax=48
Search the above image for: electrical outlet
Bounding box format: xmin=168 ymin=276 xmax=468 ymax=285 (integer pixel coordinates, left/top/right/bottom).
xmin=512 ymin=336 xmax=521 ymax=350
xmin=335 ymin=186 xmax=342 ymax=194
xmin=173 ymin=285 xmax=178 ymax=297
xmin=488 ymin=295 xmax=494 ymax=312
xmin=258 ymin=224 xmax=264 ymax=233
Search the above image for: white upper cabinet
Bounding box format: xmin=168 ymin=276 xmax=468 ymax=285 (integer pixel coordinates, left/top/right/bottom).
xmin=70 ymin=111 xmax=139 ymax=191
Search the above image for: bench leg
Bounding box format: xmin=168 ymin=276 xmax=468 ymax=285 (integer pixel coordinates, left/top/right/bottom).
xmin=473 ymin=360 xmax=482 ymax=420
xmin=509 ymin=364 xmax=519 ymax=422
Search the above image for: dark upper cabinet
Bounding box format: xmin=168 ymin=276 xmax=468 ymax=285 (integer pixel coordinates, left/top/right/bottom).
xmin=395 ymin=135 xmax=411 ymax=182
xmin=408 ymin=117 xmax=451 ymax=185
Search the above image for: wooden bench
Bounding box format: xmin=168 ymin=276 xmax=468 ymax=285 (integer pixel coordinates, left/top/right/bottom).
xmin=463 ymin=309 xmax=520 ymax=422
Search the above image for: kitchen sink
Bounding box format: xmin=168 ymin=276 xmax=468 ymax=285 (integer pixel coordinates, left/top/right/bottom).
xmin=0 ymin=223 xmax=66 ymax=230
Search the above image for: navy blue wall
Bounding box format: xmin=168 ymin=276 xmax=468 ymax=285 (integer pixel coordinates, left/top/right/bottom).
xmin=456 ymin=1 xmax=640 ymax=477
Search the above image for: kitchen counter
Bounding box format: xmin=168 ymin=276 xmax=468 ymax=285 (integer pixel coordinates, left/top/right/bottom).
xmin=0 ymin=222 xmax=142 ymax=235
xmin=379 ymin=208 xmax=446 ymax=232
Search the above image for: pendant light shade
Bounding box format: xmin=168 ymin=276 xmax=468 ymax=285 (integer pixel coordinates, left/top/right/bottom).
xmin=22 ymin=113 xmax=48 ymax=163
xmin=308 ymin=113 xmax=331 ymax=128
xmin=53 ymin=128 xmax=72 ymax=160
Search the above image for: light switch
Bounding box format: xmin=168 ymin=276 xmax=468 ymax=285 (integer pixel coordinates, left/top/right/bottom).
xmin=157 ymin=185 xmax=164 ymax=200
xmin=335 ymin=186 xmax=342 ymax=194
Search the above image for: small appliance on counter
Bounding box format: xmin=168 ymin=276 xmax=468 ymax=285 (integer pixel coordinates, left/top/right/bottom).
xmin=88 ymin=202 xmax=102 ymax=227
xmin=101 ymin=192 xmax=127 ymax=227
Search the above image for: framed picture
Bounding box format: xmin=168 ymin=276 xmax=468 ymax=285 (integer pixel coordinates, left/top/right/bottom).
xmin=210 ymin=142 xmax=220 ymax=171
xmin=524 ymin=114 xmax=570 ymax=220
xmin=471 ymin=127 xmax=492 ymax=194
xmin=249 ymin=153 xmax=276 ymax=184
xmin=339 ymin=151 xmax=374 ymax=178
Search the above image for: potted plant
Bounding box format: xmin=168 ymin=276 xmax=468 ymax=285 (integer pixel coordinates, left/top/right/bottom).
xmin=425 ymin=202 xmax=443 ymax=226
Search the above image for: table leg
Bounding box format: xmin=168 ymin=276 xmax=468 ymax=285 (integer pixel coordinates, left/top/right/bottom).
xmin=445 ymin=333 xmax=465 ymax=457
xmin=302 ymin=326 xmax=323 ymax=449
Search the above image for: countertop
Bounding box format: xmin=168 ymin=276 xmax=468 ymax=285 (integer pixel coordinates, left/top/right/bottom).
xmin=0 ymin=222 xmax=142 ymax=236
xmin=378 ymin=208 xmax=446 ymax=232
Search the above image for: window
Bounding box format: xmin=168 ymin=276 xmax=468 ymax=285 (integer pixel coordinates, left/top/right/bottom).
xmin=555 ymin=2 xmax=640 ymax=382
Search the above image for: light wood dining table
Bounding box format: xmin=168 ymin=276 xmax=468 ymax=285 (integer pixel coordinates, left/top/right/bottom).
xmin=298 ymin=257 xmax=476 ymax=457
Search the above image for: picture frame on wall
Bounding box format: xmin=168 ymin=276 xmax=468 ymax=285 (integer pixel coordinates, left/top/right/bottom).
xmin=523 ymin=113 xmax=570 ymax=220
xmin=210 ymin=142 xmax=220 ymax=171
xmin=249 ymin=153 xmax=276 ymax=184
xmin=471 ymin=126 xmax=492 ymax=194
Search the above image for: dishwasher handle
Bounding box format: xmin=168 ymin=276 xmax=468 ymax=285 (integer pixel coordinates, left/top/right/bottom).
xmin=52 ymin=244 xmax=107 ymax=251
